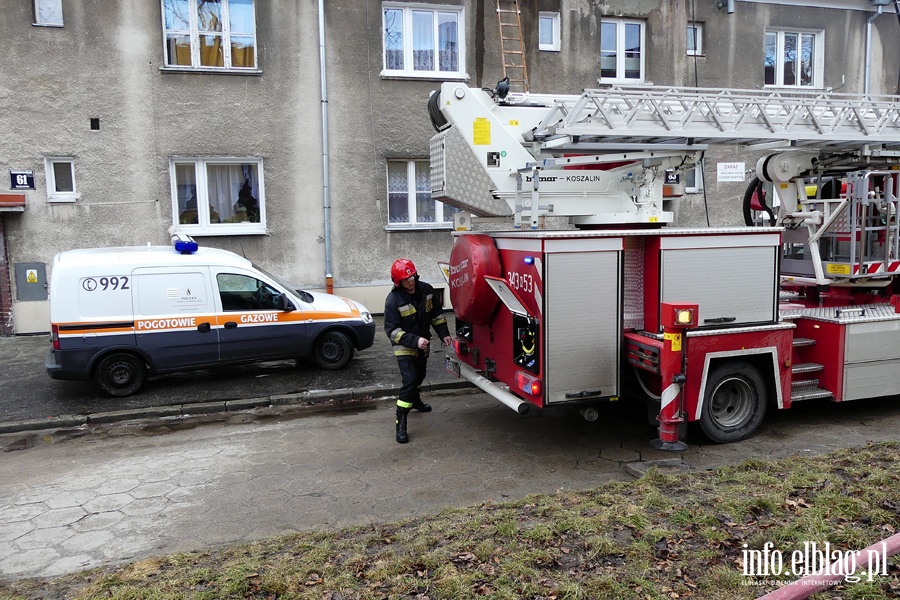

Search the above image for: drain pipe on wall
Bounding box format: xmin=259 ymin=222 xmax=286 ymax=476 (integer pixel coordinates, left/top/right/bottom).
xmin=318 ymin=0 xmax=334 ymax=294
xmin=864 ymin=5 xmax=883 ymax=96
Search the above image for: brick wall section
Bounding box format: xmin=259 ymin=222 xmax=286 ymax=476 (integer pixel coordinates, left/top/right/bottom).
xmin=0 ymin=216 xmax=14 ymax=336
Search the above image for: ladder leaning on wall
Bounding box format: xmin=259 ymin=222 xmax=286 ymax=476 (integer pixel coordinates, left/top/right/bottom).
xmin=496 ymin=0 xmax=529 ymax=93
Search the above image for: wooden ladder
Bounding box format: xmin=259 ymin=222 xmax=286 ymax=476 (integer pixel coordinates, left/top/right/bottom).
xmin=496 ymin=0 xmax=529 ymax=93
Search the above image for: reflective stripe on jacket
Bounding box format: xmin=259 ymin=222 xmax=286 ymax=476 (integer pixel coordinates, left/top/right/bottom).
xmin=384 ymin=280 xmax=450 ymax=358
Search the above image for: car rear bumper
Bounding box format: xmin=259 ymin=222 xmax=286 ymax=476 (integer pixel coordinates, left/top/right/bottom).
xmin=46 ymin=349 xmax=93 ymax=381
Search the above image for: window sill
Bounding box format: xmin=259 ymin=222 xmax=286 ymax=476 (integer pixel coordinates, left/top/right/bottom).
xmin=539 ymin=47 xmax=561 ymax=52
xmin=380 ymin=72 xmax=469 ymax=82
xmin=173 ymin=225 xmax=269 ymax=236
xmin=598 ymin=79 xmax=647 ymax=85
xmin=385 ymin=224 xmax=453 ymax=232
xmin=763 ymin=84 xmax=825 ymax=91
xmin=48 ymin=196 xmax=78 ymax=204
xmin=32 ymin=23 xmax=64 ymax=27
xmin=160 ymin=67 xmax=262 ymax=76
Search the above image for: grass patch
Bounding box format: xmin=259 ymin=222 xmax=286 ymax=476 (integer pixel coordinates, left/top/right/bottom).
xmin=2 ymin=442 xmax=900 ymax=599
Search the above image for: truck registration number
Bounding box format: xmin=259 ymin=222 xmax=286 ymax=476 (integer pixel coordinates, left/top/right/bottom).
xmin=445 ymin=355 xmax=461 ymax=378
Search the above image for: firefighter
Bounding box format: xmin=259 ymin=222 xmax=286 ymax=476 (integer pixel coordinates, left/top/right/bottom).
xmin=384 ymin=258 xmax=452 ymax=443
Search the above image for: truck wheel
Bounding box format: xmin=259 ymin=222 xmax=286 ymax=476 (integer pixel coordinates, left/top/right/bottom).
xmin=699 ymin=362 xmax=767 ymax=443
xmin=312 ymin=331 xmax=354 ymax=370
xmin=94 ymin=353 xmax=147 ymax=397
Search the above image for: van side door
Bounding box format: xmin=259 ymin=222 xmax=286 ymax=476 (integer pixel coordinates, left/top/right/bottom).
xmin=132 ymin=267 xmax=220 ymax=371
xmin=212 ymin=269 xmax=306 ymax=362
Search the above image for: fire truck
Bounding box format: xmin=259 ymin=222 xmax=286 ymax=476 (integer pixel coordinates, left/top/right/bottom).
xmin=429 ymin=81 xmax=900 ymax=448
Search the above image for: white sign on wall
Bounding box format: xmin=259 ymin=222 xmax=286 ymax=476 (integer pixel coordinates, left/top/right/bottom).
xmin=717 ymin=162 xmax=746 ymax=182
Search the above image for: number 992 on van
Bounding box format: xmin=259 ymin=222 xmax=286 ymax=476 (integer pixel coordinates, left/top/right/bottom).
xmin=45 ymin=235 xmax=376 ymax=396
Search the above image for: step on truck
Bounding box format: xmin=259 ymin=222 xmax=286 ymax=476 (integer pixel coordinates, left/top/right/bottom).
xmin=430 ymin=81 xmax=900 ymax=448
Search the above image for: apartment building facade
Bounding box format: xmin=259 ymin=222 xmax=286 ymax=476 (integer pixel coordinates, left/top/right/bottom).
xmin=0 ymin=0 xmax=897 ymax=334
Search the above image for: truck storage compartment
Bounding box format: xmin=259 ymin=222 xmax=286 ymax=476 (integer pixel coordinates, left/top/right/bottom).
xmin=544 ymin=244 xmax=621 ymax=404
xmin=647 ymin=232 xmax=780 ymax=332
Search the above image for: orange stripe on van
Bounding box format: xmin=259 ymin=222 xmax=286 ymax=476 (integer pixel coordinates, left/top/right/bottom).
xmin=56 ymin=309 xmax=364 ymax=335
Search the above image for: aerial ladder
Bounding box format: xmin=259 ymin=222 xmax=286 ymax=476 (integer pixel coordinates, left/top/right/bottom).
xmin=429 ymin=82 xmax=900 ymax=286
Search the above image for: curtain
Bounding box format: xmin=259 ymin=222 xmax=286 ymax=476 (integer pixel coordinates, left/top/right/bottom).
xmin=387 ymin=162 xmax=409 ymax=223
xmin=231 ymin=36 xmax=255 ymax=67
xmin=438 ymin=13 xmax=458 ymax=72
xmin=412 ymin=11 xmax=434 ymax=71
xmin=207 ymin=164 xmax=259 ymax=224
xmin=200 ymin=34 xmax=224 ymax=67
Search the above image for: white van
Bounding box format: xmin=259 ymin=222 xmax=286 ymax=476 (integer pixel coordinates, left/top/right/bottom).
xmin=45 ymin=236 xmax=376 ymax=396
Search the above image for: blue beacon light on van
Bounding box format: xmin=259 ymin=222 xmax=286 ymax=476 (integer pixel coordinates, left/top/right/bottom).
xmin=524 ymin=256 xmax=534 ymax=265
xmin=172 ymin=234 xmax=198 ymax=254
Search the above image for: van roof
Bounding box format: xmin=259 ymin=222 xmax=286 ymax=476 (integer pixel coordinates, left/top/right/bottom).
xmin=53 ymin=246 xmax=252 ymax=269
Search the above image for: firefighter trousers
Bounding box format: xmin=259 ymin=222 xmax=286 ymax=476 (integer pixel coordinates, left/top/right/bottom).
xmin=396 ymin=355 xmax=428 ymax=410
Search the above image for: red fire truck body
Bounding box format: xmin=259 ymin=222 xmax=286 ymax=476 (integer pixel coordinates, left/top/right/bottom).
xmin=431 ymin=82 xmax=900 ymax=446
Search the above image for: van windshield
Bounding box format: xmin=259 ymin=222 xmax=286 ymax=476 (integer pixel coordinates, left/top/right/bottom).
xmin=253 ymin=264 xmax=315 ymax=303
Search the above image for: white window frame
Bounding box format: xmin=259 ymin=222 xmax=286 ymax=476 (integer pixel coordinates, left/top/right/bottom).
xmin=764 ymin=29 xmax=824 ymax=89
xmin=687 ymin=22 xmax=703 ymax=56
xmin=539 ymin=12 xmax=561 ymax=52
xmin=684 ymin=164 xmax=704 ymax=194
xmin=170 ymin=157 xmax=266 ymax=236
xmin=45 ymin=157 xmax=77 ymax=203
xmin=386 ymin=160 xmax=456 ymax=230
xmin=34 ymin=0 xmax=63 ymax=26
xmin=599 ymin=18 xmax=645 ymax=84
xmin=160 ymin=0 xmax=258 ymax=72
xmin=381 ymin=3 xmax=466 ymax=79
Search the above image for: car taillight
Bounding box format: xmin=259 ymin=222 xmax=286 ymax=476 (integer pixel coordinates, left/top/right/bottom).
xmin=51 ymin=324 xmax=60 ymax=350
xmin=515 ymin=370 xmax=541 ymax=396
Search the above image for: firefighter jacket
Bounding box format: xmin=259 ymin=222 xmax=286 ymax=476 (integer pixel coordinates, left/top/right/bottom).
xmin=384 ymin=280 xmax=450 ymax=358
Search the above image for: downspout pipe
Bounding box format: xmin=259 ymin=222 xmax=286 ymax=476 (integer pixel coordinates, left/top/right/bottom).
xmin=318 ymin=0 xmax=334 ymax=293
xmin=865 ymin=6 xmax=883 ymax=96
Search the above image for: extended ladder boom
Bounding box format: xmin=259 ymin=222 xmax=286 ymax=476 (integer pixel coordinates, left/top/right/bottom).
xmin=428 ymin=82 xmax=900 ymax=229
xmin=530 ymin=86 xmax=900 ymax=152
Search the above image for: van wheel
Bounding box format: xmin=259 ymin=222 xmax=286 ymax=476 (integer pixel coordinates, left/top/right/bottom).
xmin=95 ymin=353 xmax=147 ymax=397
xmin=699 ymin=361 xmax=767 ymax=444
xmin=312 ymin=331 xmax=354 ymax=370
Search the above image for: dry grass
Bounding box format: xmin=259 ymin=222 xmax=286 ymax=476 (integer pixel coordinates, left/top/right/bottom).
xmin=2 ymin=443 xmax=900 ymax=599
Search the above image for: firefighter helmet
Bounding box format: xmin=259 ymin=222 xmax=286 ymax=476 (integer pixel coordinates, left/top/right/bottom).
xmin=391 ymin=258 xmax=417 ymax=286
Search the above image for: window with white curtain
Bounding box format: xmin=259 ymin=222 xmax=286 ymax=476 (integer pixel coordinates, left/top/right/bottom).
xmin=161 ymin=0 xmax=258 ymax=70
xmin=600 ymin=18 xmax=644 ymax=83
xmin=387 ymin=160 xmax=458 ymax=228
xmin=45 ymin=157 xmax=76 ymax=203
xmin=171 ymin=158 xmax=265 ymax=235
xmin=539 ymin=12 xmax=560 ymax=52
xmin=34 ymin=0 xmax=63 ymax=26
xmin=764 ymin=30 xmax=823 ymax=88
xmin=382 ymin=3 xmax=465 ymax=78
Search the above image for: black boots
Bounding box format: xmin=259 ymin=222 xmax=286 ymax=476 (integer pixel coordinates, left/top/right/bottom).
xmin=411 ymin=399 xmax=432 ymax=412
xmin=395 ymin=409 xmax=409 ymax=444
xmin=396 ymin=395 xmax=430 ymax=443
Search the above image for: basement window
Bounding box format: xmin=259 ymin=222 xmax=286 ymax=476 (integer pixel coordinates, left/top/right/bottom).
xmin=45 ymin=158 xmax=77 ymax=203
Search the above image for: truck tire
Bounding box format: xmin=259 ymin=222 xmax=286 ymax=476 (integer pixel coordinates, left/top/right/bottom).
xmin=699 ymin=361 xmax=767 ymax=443
xmin=312 ymin=330 xmax=354 ymax=370
xmin=94 ymin=353 xmax=147 ymax=397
